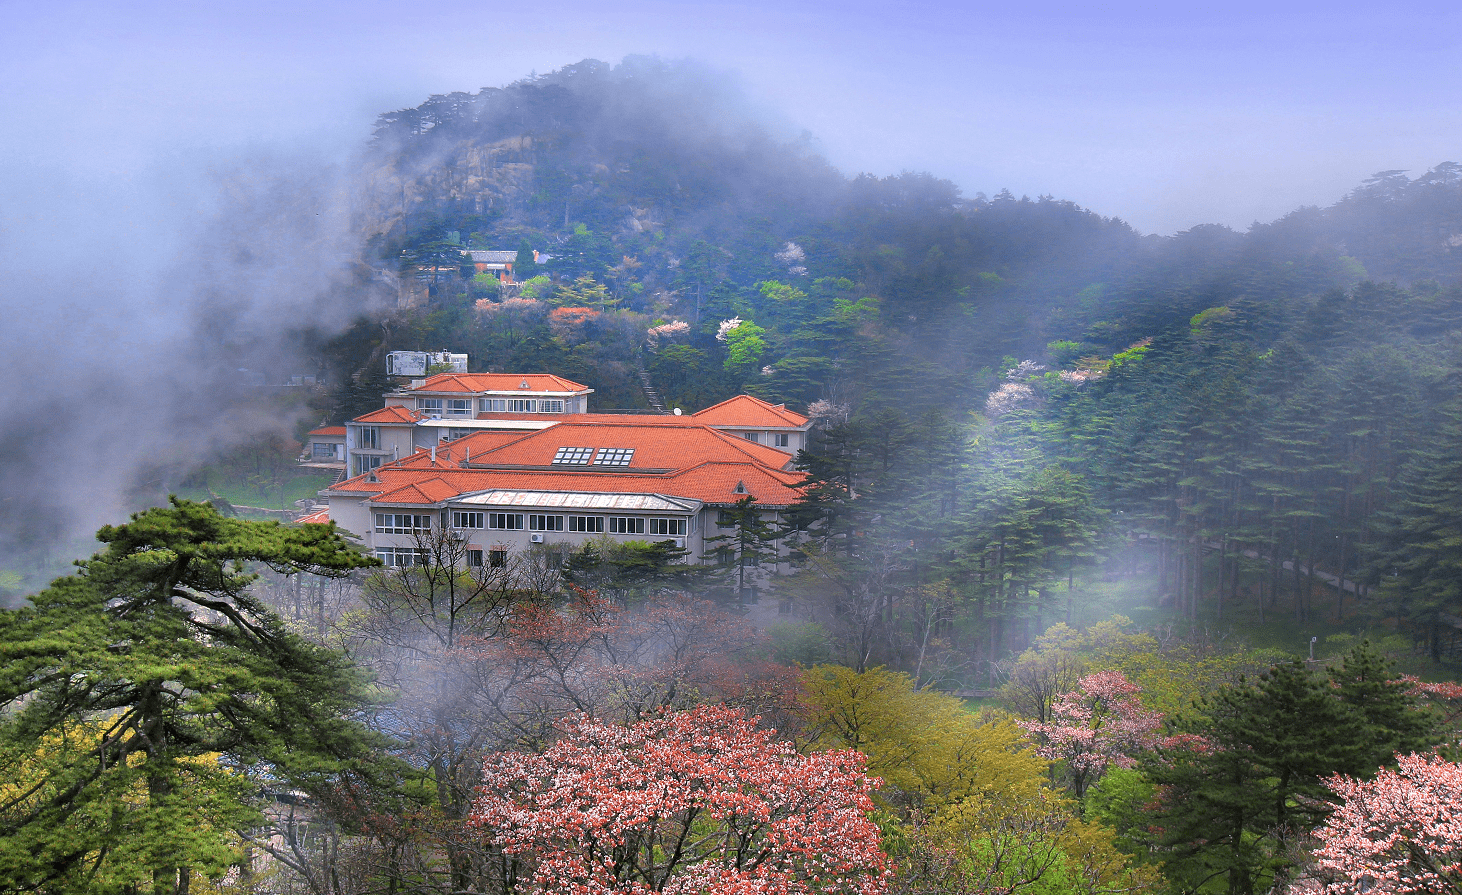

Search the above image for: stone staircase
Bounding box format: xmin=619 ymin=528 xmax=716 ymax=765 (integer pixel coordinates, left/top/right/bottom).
xmin=637 ymin=367 xmax=667 ymax=413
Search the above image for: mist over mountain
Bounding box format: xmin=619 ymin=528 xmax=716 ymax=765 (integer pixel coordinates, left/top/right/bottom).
xmin=334 ymin=58 xmax=1461 ymax=410
xmin=2 ymin=55 xmax=1461 ymax=601
xmin=8 ymin=53 xmax=1462 ymax=895
xmin=304 ymin=59 xmax=1462 ymax=671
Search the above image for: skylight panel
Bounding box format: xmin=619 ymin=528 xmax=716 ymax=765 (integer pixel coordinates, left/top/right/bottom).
xmin=553 ymin=447 xmax=595 ymax=465
xmin=595 ymin=448 xmax=635 ymax=467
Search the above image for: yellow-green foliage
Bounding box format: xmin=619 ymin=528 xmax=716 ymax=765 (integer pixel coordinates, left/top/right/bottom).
xmin=803 ymin=665 xmax=1047 ymax=810
xmin=923 ymin=788 xmax=1155 ymax=895
xmin=1004 ymin=616 xmax=1292 ymax=719
xmin=0 ymin=721 xmax=249 ymax=894
xmin=804 ymin=665 xmax=1155 ymax=894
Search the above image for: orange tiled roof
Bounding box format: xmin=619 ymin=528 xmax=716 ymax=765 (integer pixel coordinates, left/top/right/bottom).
xmin=393 ymin=431 xmax=528 ymax=467
xmin=296 ymin=507 xmax=331 ymax=524
xmin=459 ymin=420 xmax=795 ymax=471
xmin=404 ymin=372 xmax=590 ymax=394
xmin=344 ymin=462 xmax=803 ymax=508
xmin=308 ymin=426 xmax=347 ymax=437
xmin=470 ymin=411 xmax=695 ymax=425
xmin=353 ymin=405 xmax=425 ymax=424
xmin=323 ymin=425 xmax=805 ymax=506
xmin=326 ymin=471 xmax=391 ymax=494
xmin=691 ymin=395 xmax=810 ymax=428
xmin=373 ymin=476 xmax=464 ymax=506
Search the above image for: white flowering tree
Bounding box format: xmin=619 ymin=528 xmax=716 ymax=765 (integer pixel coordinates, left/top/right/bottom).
xmin=1312 ymin=753 xmax=1462 ymax=895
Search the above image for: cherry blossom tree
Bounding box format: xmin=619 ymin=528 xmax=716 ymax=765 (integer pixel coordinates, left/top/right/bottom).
xmin=471 ymin=705 xmax=890 ymax=895
xmin=1313 ymin=753 xmax=1462 ymax=895
xmin=1020 ymin=670 xmax=1162 ymax=798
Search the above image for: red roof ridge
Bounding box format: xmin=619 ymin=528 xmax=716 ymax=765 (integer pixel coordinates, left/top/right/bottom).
xmin=701 ymin=426 xmax=799 ymax=466
xmin=669 ymin=457 xmax=804 ymax=482
xmin=374 ymin=475 xmax=461 ymax=505
xmin=692 ymin=394 xmax=810 ymax=426
xmin=353 ymin=405 xmax=425 ymax=424
xmin=408 ymin=372 xmax=590 ymax=393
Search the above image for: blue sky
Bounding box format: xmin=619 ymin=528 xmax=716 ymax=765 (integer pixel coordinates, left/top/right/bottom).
xmin=2 ymin=1 xmax=1459 ymax=234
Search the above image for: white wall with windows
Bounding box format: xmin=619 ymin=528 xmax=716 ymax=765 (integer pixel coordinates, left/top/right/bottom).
xmin=724 ymin=428 xmax=803 ymax=454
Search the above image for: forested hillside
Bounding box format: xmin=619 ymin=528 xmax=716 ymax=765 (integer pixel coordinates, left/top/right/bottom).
xmin=319 ymin=57 xmax=1462 ymax=667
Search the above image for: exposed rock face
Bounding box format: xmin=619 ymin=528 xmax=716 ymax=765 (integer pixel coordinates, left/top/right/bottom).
xmin=356 ymin=135 xmax=539 ymax=247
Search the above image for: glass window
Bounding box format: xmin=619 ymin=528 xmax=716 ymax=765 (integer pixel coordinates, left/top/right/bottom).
xmin=479 ymin=398 xmax=507 ymax=413
xmin=648 ymin=518 xmax=687 ymax=536
xmin=540 ymin=399 xmax=565 ymax=413
xmin=376 ymin=547 xmax=427 ymax=567
xmin=467 ymin=549 xmax=484 ymax=567
xmin=489 ymin=549 xmax=508 ymax=568
xmin=375 ymin=513 xmax=432 ymax=534
xmin=356 ymin=426 xmax=380 ymax=450
xmin=609 ymin=517 xmax=646 ymax=534
xmin=312 ymin=442 xmax=336 ymax=459
xmin=553 ymin=447 xmax=595 ymax=465
xmin=595 ymin=448 xmax=635 ymax=466
xmin=453 ymin=511 xmax=484 ymax=529
xmin=416 ymin=398 xmax=443 ymax=416
xmin=353 ymin=454 xmax=383 ymax=477
xmin=744 ymin=432 xmax=760 ymax=443
xmin=446 ymin=399 xmax=471 ymax=416
xmin=488 ymin=513 xmax=524 ymax=530
xmin=508 ymin=399 xmax=535 ymax=413
xmin=569 ymin=515 xmax=604 ymax=533
xmin=775 ymin=433 xmax=790 ymax=447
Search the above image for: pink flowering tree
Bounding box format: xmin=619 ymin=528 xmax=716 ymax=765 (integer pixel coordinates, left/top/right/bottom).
xmin=1312 ymin=753 xmax=1462 ymax=895
xmin=472 ymin=704 xmax=890 ymax=895
xmin=1020 ymin=670 xmax=1162 ymax=799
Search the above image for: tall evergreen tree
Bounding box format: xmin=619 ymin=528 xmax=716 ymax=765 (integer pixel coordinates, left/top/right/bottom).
xmin=0 ymin=499 xmax=384 ymax=895
xmin=1364 ymin=395 xmax=1462 ymax=661
xmin=1328 ymin=640 xmax=1437 ymax=773
xmin=1143 ymin=660 xmax=1365 ymax=895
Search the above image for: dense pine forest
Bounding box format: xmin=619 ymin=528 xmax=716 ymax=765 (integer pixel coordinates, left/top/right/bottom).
xmin=5 ymin=57 xmax=1462 ymax=895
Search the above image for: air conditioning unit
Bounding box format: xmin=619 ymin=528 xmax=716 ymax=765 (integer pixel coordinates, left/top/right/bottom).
xmin=530 ymin=534 xmax=545 ymax=543
xmin=673 ymin=538 xmax=685 ymax=548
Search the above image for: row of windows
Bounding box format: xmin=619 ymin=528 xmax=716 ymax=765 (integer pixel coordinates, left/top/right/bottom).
xmin=377 ymin=546 xmax=507 ymax=568
xmin=743 ymin=432 xmax=791 ymax=447
xmin=376 ymin=547 xmax=426 ymax=566
xmin=375 ymin=513 xmax=431 ymax=533
xmin=416 ymin=398 xmax=474 ymax=417
xmin=416 ymin=397 xmax=569 ymax=416
xmin=480 ymin=398 xmax=565 ymax=413
xmin=450 ymin=512 xmax=691 ymax=534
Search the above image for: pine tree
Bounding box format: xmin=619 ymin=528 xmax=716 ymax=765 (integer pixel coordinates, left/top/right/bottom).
xmin=703 ymin=496 xmax=779 ymax=606
xmin=1143 ymin=660 xmax=1365 ymax=895
xmin=1329 ymin=640 xmax=1438 ymax=773
xmin=0 ymin=499 xmax=384 ymax=894
xmin=1364 ymin=396 xmax=1462 ymax=661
